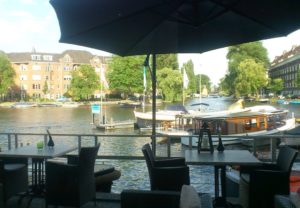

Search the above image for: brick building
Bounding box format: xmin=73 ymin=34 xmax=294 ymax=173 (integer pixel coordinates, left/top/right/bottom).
xmin=7 ymin=50 xmax=109 ymax=100
xmin=269 ymin=45 xmax=300 ymax=96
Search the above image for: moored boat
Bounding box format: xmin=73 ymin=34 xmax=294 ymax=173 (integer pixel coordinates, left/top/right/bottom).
xmin=61 ymin=102 xmax=80 ymax=108
xmin=11 ymin=102 xmax=37 ymax=108
xmin=134 ymin=105 xmax=189 ymax=129
xmin=179 ymin=105 xmax=296 ymax=146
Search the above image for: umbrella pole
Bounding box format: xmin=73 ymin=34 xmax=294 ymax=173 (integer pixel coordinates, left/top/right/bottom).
xmin=151 ymin=54 xmax=157 ymax=156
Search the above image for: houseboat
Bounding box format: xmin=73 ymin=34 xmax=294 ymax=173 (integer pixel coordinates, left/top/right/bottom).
xmin=179 ymin=105 xmax=296 ymax=146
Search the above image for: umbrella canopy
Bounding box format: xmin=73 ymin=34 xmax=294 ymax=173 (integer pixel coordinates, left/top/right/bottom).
xmin=50 ymin=0 xmax=300 ymax=153
xmin=50 ymin=0 xmax=300 ymax=56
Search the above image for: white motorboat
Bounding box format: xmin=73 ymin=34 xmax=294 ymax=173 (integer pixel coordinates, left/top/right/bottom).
xmin=134 ymin=105 xmax=189 ymax=129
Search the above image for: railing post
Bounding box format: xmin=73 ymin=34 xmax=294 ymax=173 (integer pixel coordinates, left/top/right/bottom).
xmin=78 ymin=136 xmax=81 ymax=151
xmin=189 ymin=135 xmax=192 ymax=150
xmin=15 ymin=134 xmax=18 ymax=148
xmin=8 ymin=134 xmax=11 ymax=150
xmin=44 ymin=134 xmax=48 ymax=146
xmin=167 ymin=136 xmax=171 ymax=157
xmin=270 ymin=137 xmax=277 ymax=162
xmin=94 ymin=136 xmax=98 ymax=146
xmin=252 ymin=137 xmax=257 ymax=157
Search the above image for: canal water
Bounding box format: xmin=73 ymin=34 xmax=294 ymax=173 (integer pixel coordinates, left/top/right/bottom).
xmin=0 ymin=97 xmax=299 ymax=194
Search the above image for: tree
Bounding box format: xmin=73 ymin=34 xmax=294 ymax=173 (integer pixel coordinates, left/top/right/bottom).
xmin=234 ymin=59 xmax=268 ymax=97
xmin=195 ymin=74 xmax=211 ymax=94
xmin=157 ymin=67 xmax=182 ymax=102
xmin=268 ymin=78 xmax=284 ymax=95
xmin=181 ymin=60 xmax=197 ymax=93
xmin=68 ymin=65 xmax=100 ymax=101
xmin=156 ymin=54 xmax=179 ymax=71
xmin=222 ymin=41 xmax=269 ymax=96
xmin=43 ymin=80 xmax=49 ymax=95
xmin=0 ymin=53 xmax=15 ymax=101
xmin=108 ymin=55 xmax=145 ymax=97
xmin=296 ymin=70 xmax=300 ymax=88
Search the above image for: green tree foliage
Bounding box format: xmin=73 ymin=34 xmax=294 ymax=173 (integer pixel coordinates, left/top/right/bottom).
xmin=222 ymin=41 xmax=269 ymax=96
xmin=69 ymin=65 xmax=100 ymax=101
xmin=43 ymin=80 xmax=48 ymax=95
xmin=0 ymin=53 xmax=15 ymax=99
xmin=195 ymin=74 xmax=211 ymax=93
xmin=181 ymin=60 xmax=197 ymax=93
xmin=296 ymin=70 xmax=300 ymax=88
xmin=157 ymin=67 xmax=182 ymax=102
xmin=268 ymin=78 xmax=284 ymax=95
xmin=234 ymin=59 xmax=268 ymax=97
xmin=108 ymin=55 xmax=145 ymax=97
xmin=156 ymin=54 xmax=179 ymax=71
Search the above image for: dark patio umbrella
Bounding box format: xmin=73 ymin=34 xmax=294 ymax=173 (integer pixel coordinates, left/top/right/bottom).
xmin=50 ymin=0 xmax=300 ymax=152
xmin=50 ymin=0 xmax=300 ymax=56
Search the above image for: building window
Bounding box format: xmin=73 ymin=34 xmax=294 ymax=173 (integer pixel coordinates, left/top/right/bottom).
xmin=33 ymin=64 xmax=41 ymax=71
xmin=20 ymin=64 xmax=27 ymax=71
xmin=46 ymin=65 xmax=51 ymax=72
xmin=31 ymin=55 xmax=41 ymax=61
xmin=32 ymin=84 xmax=41 ymax=90
xmin=63 ymin=75 xmax=72 ymax=80
xmin=43 ymin=55 xmax=53 ymax=61
xmin=20 ymin=75 xmax=27 ymax=80
xmin=45 ymin=75 xmax=49 ymax=80
xmin=64 ymin=66 xmax=71 ymax=71
xmin=32 ymin=75 xmax=41 ymax=80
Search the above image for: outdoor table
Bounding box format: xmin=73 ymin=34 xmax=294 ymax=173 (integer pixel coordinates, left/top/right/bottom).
xmin=0 ymin=144 xmax=77 ymax=194
xmin=185 ymin=149 xmax=261 ymax=207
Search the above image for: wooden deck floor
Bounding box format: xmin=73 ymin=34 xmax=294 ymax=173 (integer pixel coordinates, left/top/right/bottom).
xmin=6 ymin=192 xmax=121 ymax=208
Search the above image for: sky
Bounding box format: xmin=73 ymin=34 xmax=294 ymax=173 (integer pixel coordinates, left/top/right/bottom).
xmin=1 ymin=0 xmax=300 ymax=85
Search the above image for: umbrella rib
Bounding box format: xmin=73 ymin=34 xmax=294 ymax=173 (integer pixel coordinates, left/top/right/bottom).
xmin=210 ymin=0 xmax=286 ymax=35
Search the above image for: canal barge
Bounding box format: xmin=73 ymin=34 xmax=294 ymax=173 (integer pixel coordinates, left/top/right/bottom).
xmin=156 ymin=105 xmax=296 ymax=146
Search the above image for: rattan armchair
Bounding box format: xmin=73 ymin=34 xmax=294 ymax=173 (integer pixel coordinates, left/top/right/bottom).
xmin=240 ymin=146 xmax=298 ymax=208
xmin=45 ymin=144 xmax=100 ymax=207
xmin=142 ymin=143 xmax=190 ymax=191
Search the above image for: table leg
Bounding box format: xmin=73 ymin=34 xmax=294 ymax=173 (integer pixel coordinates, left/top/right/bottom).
xmin=214 ymin=165 xmax=228 ymax=207
xmin=31 ymin=158 xmax=45 ymax=194
xmin=214 ymin=166 xmax=219 ymax=197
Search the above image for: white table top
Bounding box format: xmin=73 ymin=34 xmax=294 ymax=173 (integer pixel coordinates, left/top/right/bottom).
xmin=0 ymin=145 xmax=77 ymax=159
xmin=185 ymin=150 xmax=261 ymax=166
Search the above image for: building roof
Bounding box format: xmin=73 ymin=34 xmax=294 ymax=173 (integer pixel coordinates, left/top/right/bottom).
xmin=7 ymin=52 xmax=60 ymax=63
xmin=271 ymin=45 xmax=300 ymax=66
xmin=6 ymin=50 xmax=109 ymax=64
xmin=60 ymin=50 xmax=94 ymax=63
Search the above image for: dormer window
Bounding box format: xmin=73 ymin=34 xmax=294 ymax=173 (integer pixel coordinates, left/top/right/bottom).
xmin=31 ymin=54 xmax=41 ymax=61
xmin=43 ymin=55 xmax=53 ymax=61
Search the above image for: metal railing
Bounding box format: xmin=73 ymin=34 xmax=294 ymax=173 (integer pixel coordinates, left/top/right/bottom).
xmin=1 ymin=132 xmax=299 ymax=161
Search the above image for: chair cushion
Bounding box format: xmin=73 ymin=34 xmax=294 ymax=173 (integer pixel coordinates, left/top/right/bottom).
xmin=4 ymin=164 xmax=26 ymax=171
xmin=180 ymin=185 xmax=201 ymax=208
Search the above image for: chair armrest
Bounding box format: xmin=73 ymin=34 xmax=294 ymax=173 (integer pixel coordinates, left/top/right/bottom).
xmin=154 ymin=158 xmax=186 ymax=167
xmin=240 ymin=163 xmax=278 ymax=174
xmin=250 ymin=170 xmax=290 ymax=196
xmin=152 ymin=166 xmax=190 ymax=191
xmin=121 ymin=190 xmax=180 ymax=208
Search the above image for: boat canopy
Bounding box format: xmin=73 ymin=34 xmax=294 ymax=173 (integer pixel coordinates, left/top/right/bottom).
xmin=165 ymin=105 xmax=188 ymax=113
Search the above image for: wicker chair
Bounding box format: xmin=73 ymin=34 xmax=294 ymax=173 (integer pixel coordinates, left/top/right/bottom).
xmin=240 ymin=146 xmax=298 ymax=208
xmin=0 ymin=157 xmax=28 ymax=207
xmin=142 ymin=143 xmax=190 ymax=191
xmin=45 ymin=144 xmax=100 ymax=207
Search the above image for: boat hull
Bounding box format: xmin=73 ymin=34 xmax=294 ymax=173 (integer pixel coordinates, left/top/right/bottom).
xmin=181 ymin=118 xmax=296 ymax=147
